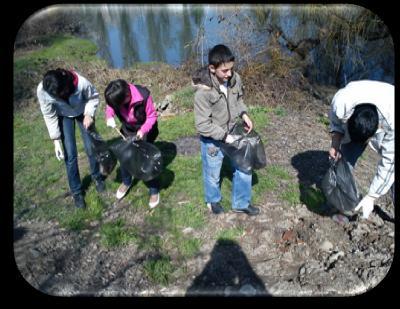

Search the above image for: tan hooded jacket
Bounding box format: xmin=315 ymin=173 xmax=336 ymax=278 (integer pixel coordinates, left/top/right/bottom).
xmin=194 ymin=71 xmax=248 ymax=141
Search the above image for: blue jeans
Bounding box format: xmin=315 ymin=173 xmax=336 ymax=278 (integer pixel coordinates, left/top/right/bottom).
xmin=200 ymin=136 xmax=252 ymax=210
xmin=120 ymin=166 xmax=160 ymax=195
xmin=341 ymin=141 xmax=394 ymax=201
xmin=60 ymin=115 xmax=102 ymax=196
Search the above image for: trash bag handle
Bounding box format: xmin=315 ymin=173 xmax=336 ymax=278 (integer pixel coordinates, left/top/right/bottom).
xmin=114 ymin=127 xmax=127 ymax=141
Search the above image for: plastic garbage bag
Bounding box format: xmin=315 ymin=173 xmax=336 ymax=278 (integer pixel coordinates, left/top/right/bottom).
xmin=110 ymin=138 xmax=163 ymax=182
xmin=220 ymin=122 xmax=267 ymax=174
xmin=321 ymin=158 xmax=361 ymax=214
xmin=87 ymin=129 xmax=117 ymax=176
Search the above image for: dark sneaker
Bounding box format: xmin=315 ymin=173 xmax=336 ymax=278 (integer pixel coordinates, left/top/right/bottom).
xmin=73 ymin=194 xmax=86 ymax=209
xmin=233 ymin=205 xmax=260 ymax=216
xmin=95 ymin=178 xmax=105 ymax=193
xmin=207 ymin=202 xmax=224 ymax=214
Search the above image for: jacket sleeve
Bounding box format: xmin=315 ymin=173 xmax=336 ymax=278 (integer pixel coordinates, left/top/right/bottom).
xmin=37 ymin=84 xmax=61 ymax=140
xmin=139 ymin=95 xmax=158 ymax=134
xmin=82 ymin=79 xmax=100 ymax=118
xmin=368 ymin=128 xmax=395 ymax=198
xmin=194 ymin=90 xmax=226 ymax=141
xmin=105 ymin=104 xmax=116 ymax=119
xmin=328 ymin=104 xmax=345 ymax=134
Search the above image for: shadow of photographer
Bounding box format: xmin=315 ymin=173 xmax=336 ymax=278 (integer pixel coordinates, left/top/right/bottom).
xmin=186 ymin=239 xmax=269 ymax=296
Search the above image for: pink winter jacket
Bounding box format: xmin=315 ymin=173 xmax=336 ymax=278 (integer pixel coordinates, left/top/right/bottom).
xmin=105 ymin=84 xmax=158 ymax=135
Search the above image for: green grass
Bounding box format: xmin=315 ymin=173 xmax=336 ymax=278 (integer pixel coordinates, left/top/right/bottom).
xmin=157 ymin=113 xmax=197 ymax=140
xmin=266 ymin=165 xmax=291 ymax=180
xmin=301 ymin=185 xmax=326 ymax=212
xmin=60 ymin=191 xmax=105 ymax=231
xmin=170 ymin=86 xmax=196 ymax=111
xmin=280 ymin=183 xmax=301 ymax=205
xmin=273 ymin=106 xmax=287 ymax=117
xmin=252 ymin=165 xmax=292 ymax=204
xmin=318 ymin=115 xmax=330 ymax=127
xmin=143 ymin=255 xmax=175 ymax=286
xmin=248 ymin=106 xmax=270 ymax=130
xmin=137 ymin=235 xmax=163 ymax=252
xmin=217 ymin=226 xmax=245 ymax=243
xmin=100 ymin=219 xmax=138 ymax=247
xmin=173 ymin=234 xmax=202 ymax=258
xmin=14 ymin=35 xmax=99 ymax=74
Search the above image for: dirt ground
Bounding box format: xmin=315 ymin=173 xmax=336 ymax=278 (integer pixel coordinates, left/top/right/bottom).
xmin=13 ymin=100 xmax=395 ymax=297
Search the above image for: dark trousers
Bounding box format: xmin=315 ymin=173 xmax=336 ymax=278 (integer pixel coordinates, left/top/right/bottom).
xmin=60 ymin=115 xmax=102 ymax=196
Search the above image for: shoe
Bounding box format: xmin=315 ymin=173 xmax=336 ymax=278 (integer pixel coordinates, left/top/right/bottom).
xmin=331 ymin=214 xmax=349 ymax=225
xmin=116 ymin=183 xmax=131 ymax=200
xmin=207 ymin=202 xmax=224 ymax=214
xmin=233 ymin=205 xmax=260 ymax=216
xmin=95 ymin=178 xmax=105 ymax=193
xmin=73 ymin=194 xmax=86 ymax=209
xmin=149 ymin=193 xmax=160 ymax=209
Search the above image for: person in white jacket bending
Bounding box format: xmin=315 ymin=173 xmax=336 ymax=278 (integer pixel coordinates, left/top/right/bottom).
xmin=328 ymin=80 xmax=394 ymax=220
xmin=37 ymin=68 xmax=105 ymax=209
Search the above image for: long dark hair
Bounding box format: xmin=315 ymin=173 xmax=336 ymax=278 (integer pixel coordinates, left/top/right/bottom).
xmin=104 ymin=79 xmax=131 ymax=111
xmin=43 ymin=68 xmax=75 ymax=99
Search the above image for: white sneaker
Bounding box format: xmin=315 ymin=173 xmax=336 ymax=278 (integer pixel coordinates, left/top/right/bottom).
xmin=116 ymin=183 xmax=131 ymax=200
xmin=149 ymin=193 xmax=160 ymax=209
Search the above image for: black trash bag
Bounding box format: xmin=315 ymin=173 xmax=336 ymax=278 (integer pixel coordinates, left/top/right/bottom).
xmin=220 ymin=122 xmax=267 ymax=174
xmin=110 ymin=138 xmax=163 ymax=182
xmin=321 ymin=158 xmax=361 ymax=214
xmin=87 ymin=129 xmax=117 ymax=176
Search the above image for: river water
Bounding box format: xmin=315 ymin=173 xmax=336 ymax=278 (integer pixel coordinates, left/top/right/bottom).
xmin=25 ymin=4 xmax=394 ymax=86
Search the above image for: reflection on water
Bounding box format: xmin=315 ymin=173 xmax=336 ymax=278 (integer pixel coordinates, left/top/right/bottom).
xmin=79 ymin=4 xmax=210 ymax=68
xmin=77 ymin=4 xmax=271 ymax=68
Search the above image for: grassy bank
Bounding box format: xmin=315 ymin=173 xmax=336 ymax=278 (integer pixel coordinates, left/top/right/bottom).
xmin=14 ymin=35 xmax=325 ymax=286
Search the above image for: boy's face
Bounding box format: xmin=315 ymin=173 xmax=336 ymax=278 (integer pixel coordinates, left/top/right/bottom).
xmin=209 ymin=61 xmax=234 ymax=84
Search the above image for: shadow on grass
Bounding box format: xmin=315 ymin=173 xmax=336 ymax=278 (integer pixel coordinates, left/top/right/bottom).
xmin=186 ymin=239 xmax=269 ymax=296
xmin=291 ymin=150 xmax=331 ymax=216
xmin=13 ymin=226 xmax=28 ymax=242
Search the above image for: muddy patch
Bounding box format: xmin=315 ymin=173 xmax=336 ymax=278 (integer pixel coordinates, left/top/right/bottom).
xmin=173 ymin=136 xmax=200 ymax=156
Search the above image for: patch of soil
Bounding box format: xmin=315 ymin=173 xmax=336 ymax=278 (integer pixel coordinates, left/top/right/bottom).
xmin=173 ymin=136 xmax=200 ymax=156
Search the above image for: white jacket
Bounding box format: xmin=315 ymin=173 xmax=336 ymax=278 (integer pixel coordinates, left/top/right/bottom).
xmin=37 ymin=71 xmax=99 ymax=140
xmin=329 ymin=80 xmax=395 ymax=198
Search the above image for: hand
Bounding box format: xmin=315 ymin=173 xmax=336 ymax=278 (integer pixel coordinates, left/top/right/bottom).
xmin=136 ymin=130 xmax=144 ymax=140
xmin=106 ymin=117 xmax=116 ymax=128
xmin=83 ymin=115 xmax=93 ymax=129
xmin=329 ymin=147 xmax=342 ymax=161
xmin=354 ymin=195 xmax=375 ymax=219
xmin=54 ymin=139 xmax=64 ymax=161
xmin=242 ymin=114 xmax=253 ymax=133
xmin=225 ymin=134 xmax=236 ymax=144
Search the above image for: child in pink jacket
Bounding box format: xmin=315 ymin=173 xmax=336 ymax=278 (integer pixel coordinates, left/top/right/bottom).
xmin=104 ymin=79 xmax=160 ymax=208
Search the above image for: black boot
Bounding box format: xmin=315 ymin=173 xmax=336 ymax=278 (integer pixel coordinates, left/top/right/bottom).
xmin=94 ymin=177 xmax=106 ymax=193
xmin=233 ymin=204 xmax=260 ymax=216
xmin=73 ymin=193 xmax=86 ymax=209
xmin=207 ymin=202 xmax=224 ymax=214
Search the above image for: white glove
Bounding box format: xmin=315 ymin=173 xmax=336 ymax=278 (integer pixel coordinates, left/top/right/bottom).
xmin=106 ymin=117 xmax=116 ymax=128
xmin=54 ymin=139 xmax=64 ymax=161
xmin=225 ymin=134 xmax=236 ymax=144
xmin=354 ymin=195 xmax=375 ymax=219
